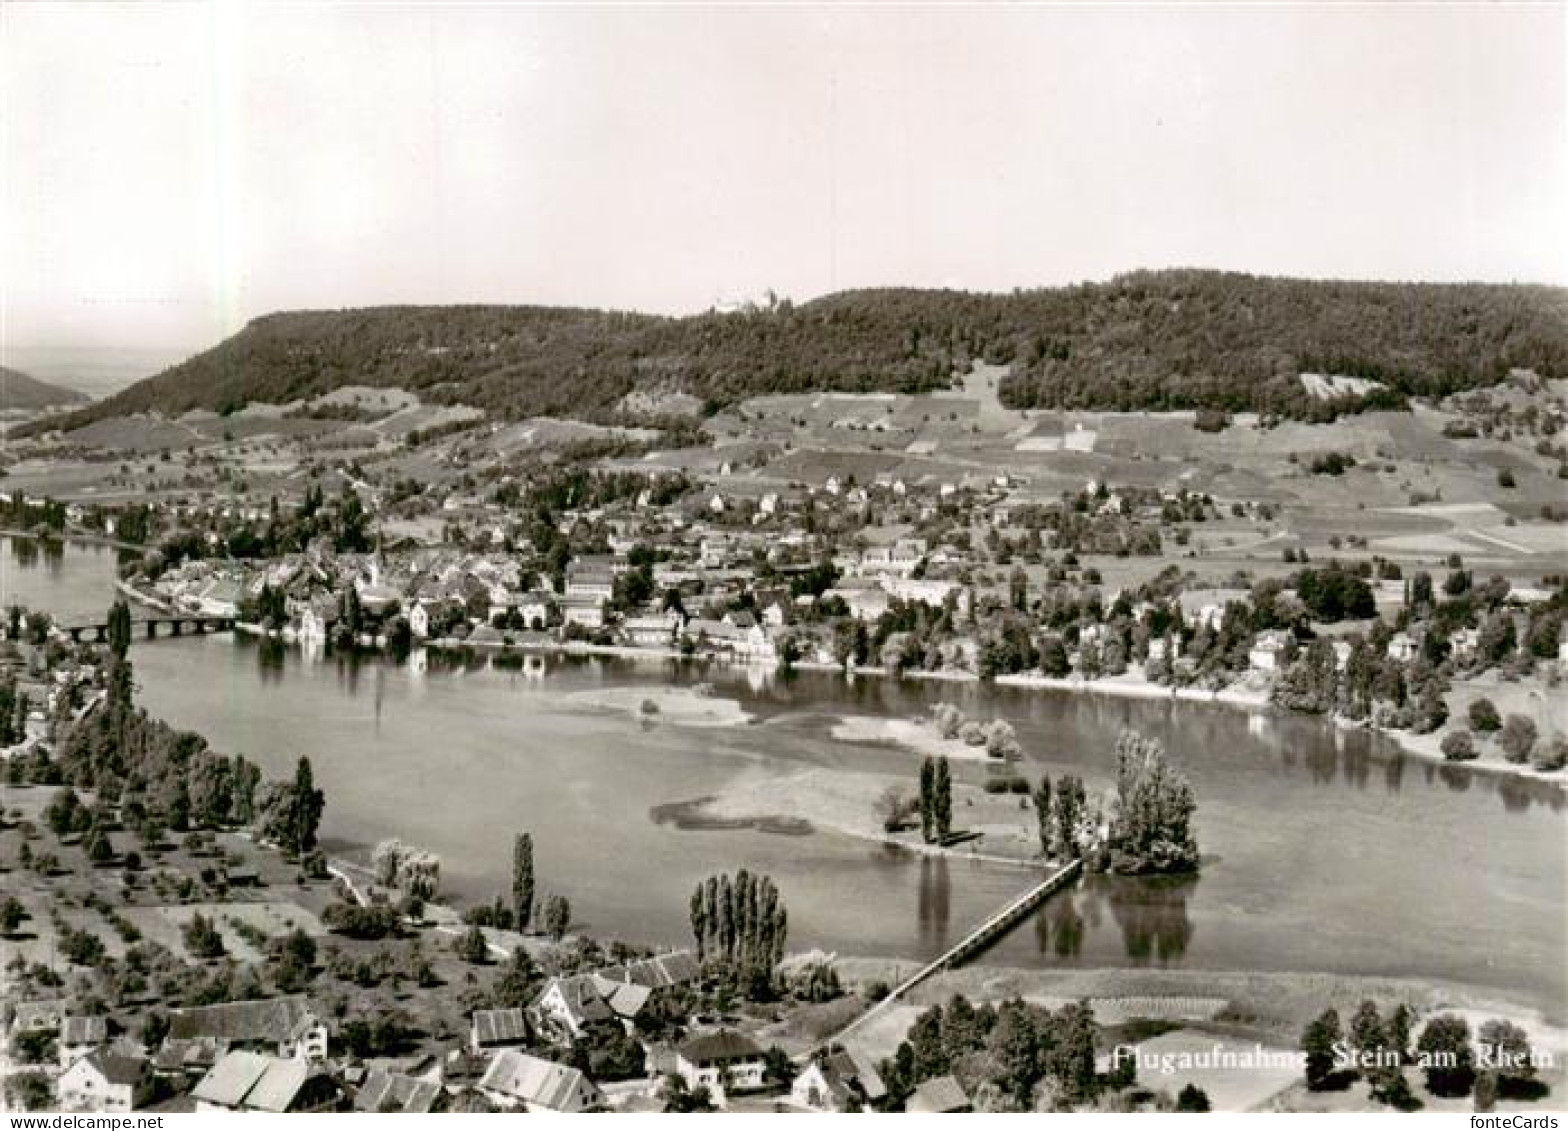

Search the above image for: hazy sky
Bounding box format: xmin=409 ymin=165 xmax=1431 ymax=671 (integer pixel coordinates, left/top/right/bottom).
xmin=4 ymin=3 xmax=1565 ymax=353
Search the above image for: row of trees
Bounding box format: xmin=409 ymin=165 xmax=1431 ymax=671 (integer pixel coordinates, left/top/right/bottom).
xmin=37 ymin=602 xmax=325 ymax=862
xmin=918 ymin=756 xmax=953 ymax=843
xmin=1030 ymin=774 xmax=1088 ymax=862
xmin=688 ymin=870 xmax=788 ymax=988
xmin=1302 ymin=1001 xmax=1541 ymax=1109
xmin=881 ymin=995 xmax=1104 ymax=1111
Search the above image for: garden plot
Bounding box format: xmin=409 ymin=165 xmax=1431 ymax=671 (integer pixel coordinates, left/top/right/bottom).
xmin=125 ymin=901 xmax=325 ymax=964
xmin=1114 ymin=1028 xmax=1301 ymax=1111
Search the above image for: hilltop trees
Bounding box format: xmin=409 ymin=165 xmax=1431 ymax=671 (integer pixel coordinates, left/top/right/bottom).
xmin=1105 ymin=730 xmax=1199 ymax=875
xmin=688 ymin=870 xmax=788 ymax=992
xmin=37 ymin=274 xmax=1567 ymax=436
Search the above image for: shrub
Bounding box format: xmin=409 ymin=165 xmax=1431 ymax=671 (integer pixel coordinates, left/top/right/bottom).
xmin=1467 ymin=698 xmax=1501 ymax=732
xmin=1440 ymin=730 xmax=1478 ymax=762
xmin=1533 ymin=736 xmax=1567 ymax=773
xmin=1498 ymin=715 xmax=1538 ymax=763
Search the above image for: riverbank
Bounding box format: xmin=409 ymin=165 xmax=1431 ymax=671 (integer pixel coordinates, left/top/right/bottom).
xmin=828 ymin=715 xmax=996 ymax=763
xmin=661 ymin=763 xmax=1045 ymax=868
xmin=817 ymin=959 xmax=1568 ymax=1067
xmin=113 ymin=574 xmax=1565 ymax=791
xmin=564 ymin=684 xmax=755 ymax=728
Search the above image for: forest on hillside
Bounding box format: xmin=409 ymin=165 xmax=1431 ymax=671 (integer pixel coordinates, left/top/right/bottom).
xmin=31 ymin=270 xmax=1568 ymax=433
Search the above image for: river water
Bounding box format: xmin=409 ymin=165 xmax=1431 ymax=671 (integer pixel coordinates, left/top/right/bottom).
xmin=5 ymin=536 xmax=1564 ymax=1013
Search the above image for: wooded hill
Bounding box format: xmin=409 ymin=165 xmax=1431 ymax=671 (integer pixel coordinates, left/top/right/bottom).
xmin=31 ymin=270 xmax=1568 ymax=433
xmin=0 ymin=366 xmax=87 ymax=412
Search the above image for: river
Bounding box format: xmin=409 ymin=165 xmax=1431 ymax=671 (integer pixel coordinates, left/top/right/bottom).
xmin=4 ymin=535 xmax=1564 ymax=1014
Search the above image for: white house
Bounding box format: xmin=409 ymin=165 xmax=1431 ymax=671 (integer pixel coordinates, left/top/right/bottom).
xmin=1248 ymin=630 xmax=1292 ymax=673
xmin=561 ymin=596 xmax=605 ymax=630
xmin=790 ymin=1049 xmax=886 ymax=1111
xmin=531 ymin=976 xmax=614 ymax=1041
xmin=623 ymin=610 xmax=681 ymax=649
xmin=517 ymin=592 xmax=552 ymax=631
xmin=56 ymin=1051 xmax=147 ymax=1112
xmin=1386 ymin=632 xmax=1420 ymax=663
xmin=1146 ymin=635 xmax=1181 ymax=665
xmin=675 ymin=1030 xmax=766 ymax=1099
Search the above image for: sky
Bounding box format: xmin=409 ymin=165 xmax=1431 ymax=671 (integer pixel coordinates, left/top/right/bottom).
xmin=3 ymin=2 xmax=1565 ymax=357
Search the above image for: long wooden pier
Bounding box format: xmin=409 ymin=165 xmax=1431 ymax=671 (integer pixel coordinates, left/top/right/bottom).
xmin=823 ymin=856 xmax=1085 ymax=1049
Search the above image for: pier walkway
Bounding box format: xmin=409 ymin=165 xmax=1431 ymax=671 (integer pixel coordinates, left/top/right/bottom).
xmin=823 ymin=856 xmax=1084 ymax=1049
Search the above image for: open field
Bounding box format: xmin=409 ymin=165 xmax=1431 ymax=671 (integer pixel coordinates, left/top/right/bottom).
xmin=1117 ymin=1028 xmax=1302 ymax=1110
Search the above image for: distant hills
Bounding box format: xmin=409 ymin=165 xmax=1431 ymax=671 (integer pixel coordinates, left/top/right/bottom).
xmin=26 ymin=270 xmax=1568 ymax=434
xmin=0 ymin=366 xmax=88 ymax=412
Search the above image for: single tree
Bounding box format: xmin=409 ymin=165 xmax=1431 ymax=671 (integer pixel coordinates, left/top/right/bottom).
xmin=512 ymin=833 xmax=535 ymax=932
xmin=1032 ymin=775 xmax=1052 ymax=857
xmin=918 ymin=757 xmax=936 ymax=843
xmin=544 ymin=894 xmax=571 ymax=941
xmin=1498 ymin=715 xmax=1538 ymax=764
xmin=932 ymin=757 xmax=953 ymax=841
xmin=1301 ymin=1008 xmax=1343 ymax=1091
xmin=1416 ymin=1014 xmax=1476 ymax=1097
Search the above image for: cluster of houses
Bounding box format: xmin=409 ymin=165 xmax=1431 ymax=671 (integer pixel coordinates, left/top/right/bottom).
xmin=17 ymin=948 xmax=894 ymax=1114
xmin=132 ymin=531 xmax=964 ymax=668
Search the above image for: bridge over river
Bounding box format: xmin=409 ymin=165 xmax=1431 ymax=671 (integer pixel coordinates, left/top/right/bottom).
xmin=820 ymin=856 xmax=1085 ymax=1052
xmin=51 ymin=614 xmax=237 ymax=644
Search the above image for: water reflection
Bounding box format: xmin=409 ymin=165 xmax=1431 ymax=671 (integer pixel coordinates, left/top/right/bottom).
xmin=257 ymin=638 xmax=286 ymax=683
xmin=1384 ymin=751 xmax=1404 ymax=794
xmin=1100 ymin=874 xmax=1197 ymax=964
xmin=916 ymin=855 xmax=950 ymax=949
xmin=1438 ymin=763 xmax=1474 ymax=793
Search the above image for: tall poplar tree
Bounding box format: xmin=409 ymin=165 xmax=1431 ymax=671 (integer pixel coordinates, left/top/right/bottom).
xmin=512 ymin=833 xmax=535 ymax=932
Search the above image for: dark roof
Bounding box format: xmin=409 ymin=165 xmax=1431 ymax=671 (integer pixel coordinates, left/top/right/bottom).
xmin=168 ymin=995 xmax=319 ymax=1044
xmin=61 ymin=1015 xmax=109 ymax=1045
xmin=470 ymin=1008 xmax=528 ymax=1046
xmin=79 ymin=1051 xmax=148 ymax=1088
xmin=678 ymin=1029 xmax=764 ymax=1066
